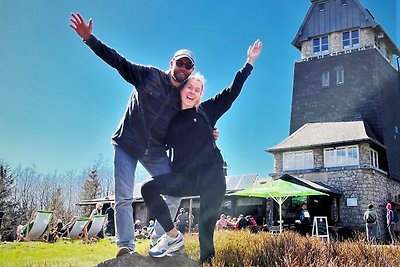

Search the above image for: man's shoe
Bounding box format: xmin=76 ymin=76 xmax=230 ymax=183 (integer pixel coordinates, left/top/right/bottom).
xmin=149 ymin=231 xmax=184 ymax=258
xmin=116 ymin=247 xmax=133 ymax=258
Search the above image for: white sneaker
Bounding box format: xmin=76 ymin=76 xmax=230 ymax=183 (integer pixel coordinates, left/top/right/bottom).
xmin=149 ymin=231 xmax=184 ymax=258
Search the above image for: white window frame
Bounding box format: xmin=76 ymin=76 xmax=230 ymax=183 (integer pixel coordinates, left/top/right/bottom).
xmin=342 ymin=30 xmax=360 ymax=49
xmin=283 ymin=150 xmax=314 ymax=171
xmin=313 ymin=36 xmax=329 ymax=55
xmin=369 ymin=149 xmax=379 ymax=169
xmin=336 ymin=68 xmax=344 ymax=85
xmin=324 ymin=145 xmax=359 ymax=167
xmin=322 ymin=71 xmax=330 ymax=87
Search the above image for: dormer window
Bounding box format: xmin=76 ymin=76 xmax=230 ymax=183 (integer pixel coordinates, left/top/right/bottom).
xmin=370 ymin=148 xmax=379 ymax=169
xmin=313 ymin=36 xmax=329 ymax=55
xmin=342 ymin=30 xmax=359 ymax=49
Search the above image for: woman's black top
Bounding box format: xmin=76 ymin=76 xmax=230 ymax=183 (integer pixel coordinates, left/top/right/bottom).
xmin=166 ymin=63 xmax=253 ymax=173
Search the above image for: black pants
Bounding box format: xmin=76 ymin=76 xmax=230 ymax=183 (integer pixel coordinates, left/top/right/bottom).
xmin=141 ymin=167 xmax=226 ymax=263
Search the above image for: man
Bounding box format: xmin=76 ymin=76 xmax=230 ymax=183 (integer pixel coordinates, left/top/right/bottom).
xmin=69 ymin=13 xmax=195 ymax=257
xmin=105 ymin=202 xmax=115 ymax=236
xmin=176 ymin=208 xmax=189 ymax=234
xmin=363 ymin=203 xmax=377 ymax=243
xmin=299 ymin=203 xmax=311 ymax=236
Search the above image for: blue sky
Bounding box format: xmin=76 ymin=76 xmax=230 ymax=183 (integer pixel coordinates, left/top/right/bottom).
xmin=0 ymin=0 xmax=397 ymax=178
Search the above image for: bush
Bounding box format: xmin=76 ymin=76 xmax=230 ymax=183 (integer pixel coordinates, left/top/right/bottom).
xmin=184 ymin=230 xmax=400 ymax=267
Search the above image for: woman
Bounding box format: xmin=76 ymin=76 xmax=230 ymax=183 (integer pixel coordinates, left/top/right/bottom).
xmin=141 ymin=40 xmax=262 ymax=264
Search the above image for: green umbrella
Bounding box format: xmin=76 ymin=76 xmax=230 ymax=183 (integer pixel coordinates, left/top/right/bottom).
xmin=233 ymin=179 xmax=328 ymax=233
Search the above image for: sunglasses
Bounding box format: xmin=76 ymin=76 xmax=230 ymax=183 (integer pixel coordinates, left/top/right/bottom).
xmin=175 ymin=60 xmax=194 ymax=70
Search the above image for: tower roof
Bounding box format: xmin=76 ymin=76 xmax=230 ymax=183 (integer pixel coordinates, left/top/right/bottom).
xmin=292 ymin=0 xmax=399 ymax=55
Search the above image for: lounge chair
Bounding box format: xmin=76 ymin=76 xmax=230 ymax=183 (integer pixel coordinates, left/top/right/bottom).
xmin=84 ymin=215 xmax=106 ymax=242
xmin=24 ymin=210 xmax=53 ymax=241
xmin=67 ymin=217 xmax=90 ymax=239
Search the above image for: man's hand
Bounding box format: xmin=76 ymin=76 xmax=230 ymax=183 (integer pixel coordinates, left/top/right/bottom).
xmin=69 ymin=13 xmax=93 ymax=42
xmin=246 ymin=39 xmax=262 ymax=66
xmin=213 ymin=127 xmax=220 ymax=141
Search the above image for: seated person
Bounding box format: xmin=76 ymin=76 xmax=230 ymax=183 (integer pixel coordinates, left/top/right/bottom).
xmin=16 ymin=210 xmax=38 ymax=241
xmin=48 ymin=219 xmax=64 ymax=242
xmin=59 ymin=216 xmax=79 ymax=237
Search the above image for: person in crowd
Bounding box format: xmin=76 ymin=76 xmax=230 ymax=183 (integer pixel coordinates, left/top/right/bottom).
xmin=48 ymin=218 xmax=64 ymax=242
xmin=386 ymin=203 xmax=395 ymax=244
xmin=16 ymin=224 xmax=25 ymax=241
xmin=141 ymin=40 xmax=262 ymax=265
xmin=89 ymin=202 xmax=104 ymax=238
xmin=105 ymin=202 xmax=115 ymax=236
xmin=299 ymin=203 xmax=311 ymax=236
xmin=146 ymin=220 xmax=155 ymax=238
xmin=69 ymin=12 xmax=218 ymax=257
xmin=363 ymin=203 xmax=377 ymax=243
xmin=90 ymin=202 xmax=104 ymax=218
xmin=176 ymin=208 xmax=189 ymax=234
xmin=59 ymin=216 xmax=79 ymax=237
xmin=216 ymin=214 xmax=229 ymax=230
xmin=235 ymin=214 xmax=248 ymax=230
xmin=16 ymin=210 xmax=38 ymax=241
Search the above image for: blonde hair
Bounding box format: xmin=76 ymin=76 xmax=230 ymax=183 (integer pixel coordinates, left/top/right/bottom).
xmin=186 ymin=72 xmax=206 ymax=107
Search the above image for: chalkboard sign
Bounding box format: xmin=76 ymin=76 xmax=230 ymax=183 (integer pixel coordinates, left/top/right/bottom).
xmin=312 ymin=216 xmax=329 ymax=241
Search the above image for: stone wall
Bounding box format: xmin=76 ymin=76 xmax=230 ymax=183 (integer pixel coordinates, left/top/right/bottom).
xmin=270 ymin=141 xmax=400 ymax=240
xmin=325 ymin=168 xmax=400 ymax=239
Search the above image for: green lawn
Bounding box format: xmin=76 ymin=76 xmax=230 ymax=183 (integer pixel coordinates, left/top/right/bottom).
xmin=0 ymin=238 xmax=150 ymax=267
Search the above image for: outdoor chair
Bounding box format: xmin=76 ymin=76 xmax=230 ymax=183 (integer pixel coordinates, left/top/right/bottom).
xmin=67 ymin=217 xmax=90 ymax=239
xmin=24 ymin=210 xmax=53 ymax=241
xmin=84 ymin=215 xmax=106 ymax=242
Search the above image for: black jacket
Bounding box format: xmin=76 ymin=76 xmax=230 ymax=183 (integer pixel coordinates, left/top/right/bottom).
xmin=167 ymin=63 xmax=253 ymax=173
xmin=85 ymin=35 xmax=181 ymax=159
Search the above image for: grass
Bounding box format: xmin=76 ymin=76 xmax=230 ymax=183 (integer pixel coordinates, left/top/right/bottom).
xmin=0 ymin=237 xmax=150 ymax=267
xmin=1 ymin=231 xmax=400 ymax=267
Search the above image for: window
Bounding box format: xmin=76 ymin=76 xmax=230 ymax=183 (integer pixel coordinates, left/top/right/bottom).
xmin=342 ymin=30 xmax=359 ymax=49
xmin=369 ymin=149 xmax=379 ymax=169
xmin=283 ymin=151 xmax=314 ymax=171
xmin=313 ymin=36 xmax=329 ymax=55
xmin=324 ymin=145 xmax=359 ymax=167
xmin=336 ymin=68 xmax=344 ymax=85
xmin=322 ymin=71 xmax=330 ymax=87
xmin=319 ymin=3 xmax=325 ymax=12
xmin=341 ymin=0 xmax=347 ymax=7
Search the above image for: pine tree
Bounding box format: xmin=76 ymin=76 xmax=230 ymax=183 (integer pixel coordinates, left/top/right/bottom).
xmin=80 ymin=168 xmax=102 ymax=215
xmin=0 ymin=160 xmax=20 ymax=241
xmin=50 ymin=186 xmax=65 ymax=221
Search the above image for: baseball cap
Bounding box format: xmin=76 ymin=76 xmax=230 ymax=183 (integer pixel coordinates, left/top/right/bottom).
xmin=173 ymin=49 xmax=195 ymax=65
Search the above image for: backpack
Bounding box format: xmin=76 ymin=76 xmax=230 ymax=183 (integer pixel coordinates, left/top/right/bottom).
xmin=366 ymin=212 xmax=376 ymax=223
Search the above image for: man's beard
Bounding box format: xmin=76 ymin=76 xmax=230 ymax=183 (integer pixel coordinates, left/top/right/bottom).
xmin=172 ymin=69 xmax=190 ymax=83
